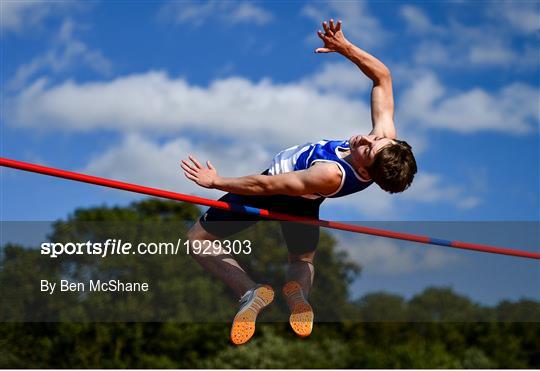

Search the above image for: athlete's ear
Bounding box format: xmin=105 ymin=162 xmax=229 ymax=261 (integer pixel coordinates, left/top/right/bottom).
xmin=358 ymin=167 xmax=371 ymax=180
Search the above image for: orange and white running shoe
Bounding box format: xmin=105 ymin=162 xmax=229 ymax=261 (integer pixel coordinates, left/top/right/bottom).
xmin=230 ymin=284 xmax=274 ymax=345
xmin=282 ymin=281 xmax=314 ymax=337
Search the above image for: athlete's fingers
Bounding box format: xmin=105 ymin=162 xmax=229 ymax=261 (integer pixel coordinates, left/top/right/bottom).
xmin=322 ymin=21 xmax=329 ymax=34
xmin=317 ymin=30 xmax=328 ymax=42
xmin=315 ymin=47 xmax=332 ymax=53
xmin=329 ymin=19 xmax=335 ymax=32
xmin=181 ymin=162 xmax=198 ymax=176
xmin=181 ymin=158 xmax=194 ymax=168
xmin=184 ymin=172 xmax=197 ymax=182
xmin=336 ymin=20 xmax=342 ymax=32
xmin=181 ymin=167 xmax=197 ymax=179
xmin=323 ymin=22 xmax=334 ymax=37
xmin=189 ymin=155 xmax=202 ymax=169
xmin=188 ymin=162 xmax=201 ymax=172
xmin=180 ymin=159 xmax=190 ymax=169
xmin=206 ymin=160 xmax=215 ymax=170
xmin=181 ymin=159 xmax=196 ymax=172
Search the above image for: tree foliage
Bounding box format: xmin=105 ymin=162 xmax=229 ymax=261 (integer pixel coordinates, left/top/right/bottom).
xmin=1 ymin=199 xmax=539 ymax=368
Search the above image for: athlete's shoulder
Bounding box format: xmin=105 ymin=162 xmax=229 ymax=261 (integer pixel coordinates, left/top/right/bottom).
xmin=309 ymin=161 xmax=343 ymax=180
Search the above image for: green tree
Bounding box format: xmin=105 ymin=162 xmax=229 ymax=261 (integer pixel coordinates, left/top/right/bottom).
xmin=1 ymin=199 xmax=539 ymax=368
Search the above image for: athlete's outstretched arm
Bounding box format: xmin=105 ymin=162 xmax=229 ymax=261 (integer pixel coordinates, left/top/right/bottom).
xmin=316 ymin=19 xmax=396 ymax=139
xmin=180 ymin=156 xmax=341 ymax=196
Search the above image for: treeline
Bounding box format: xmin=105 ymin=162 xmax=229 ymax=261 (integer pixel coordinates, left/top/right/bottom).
xmin=0 ymin=199 xmax=539 ymax=368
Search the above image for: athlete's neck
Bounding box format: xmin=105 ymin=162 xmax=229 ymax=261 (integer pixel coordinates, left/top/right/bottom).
xmin=341 ymin=152 xmax=371 ymax=181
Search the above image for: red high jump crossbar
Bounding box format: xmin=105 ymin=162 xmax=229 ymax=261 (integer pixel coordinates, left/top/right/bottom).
xmin=1 ymin=157 xmax=539 ymax=260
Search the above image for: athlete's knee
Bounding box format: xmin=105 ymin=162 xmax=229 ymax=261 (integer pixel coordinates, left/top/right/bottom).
xmin=288 ymin=251 xmax=316 ymax=264
xmin=187 ymin=221 xmax=217 ymax=242
xmin=186 ymin=221 xmax=220 ymax=258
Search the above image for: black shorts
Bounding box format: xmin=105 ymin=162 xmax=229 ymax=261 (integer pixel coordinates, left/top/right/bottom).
xmin=199 ymin=172 xmax=325 ymax=254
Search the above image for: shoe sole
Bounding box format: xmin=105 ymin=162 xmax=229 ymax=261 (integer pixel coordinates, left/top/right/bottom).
xmin=230 ymin=285 xmax=274 ymax=345
xmin=289 ymin=301 xmax=313 ymax=337
xmin=283 ymin=281 xmax=314 ymax=337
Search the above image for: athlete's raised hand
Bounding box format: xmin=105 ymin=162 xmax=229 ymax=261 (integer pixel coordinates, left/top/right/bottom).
xmin=181 ymin=155 xmax=218 ymax=189
xmin=315 ymin=19 xmax=350 ymax=54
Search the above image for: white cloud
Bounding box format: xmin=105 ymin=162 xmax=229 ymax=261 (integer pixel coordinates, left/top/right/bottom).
xmin=401 ymin=5 xmax=430 ymax=32
xmin=301 ymin=61 xmax=371 ymax=95
xmin=398 ymin=72 xmax=538 ymax=133
xmin=336 ymin=234 xmax=461 ymax=275
xmin=398 ymin=173 xmax=481 ymax=210
xmin=457 ymin=197 xmax=482 ymax=210
xmin=486 ymin=0 xmax=540 ymax=34
xmin=403 ymin=3 xmax=538 ymax=69
xmin=301 ymin=1 xmax=387 ymax=47
xmin=228 ymin=2 xmax=273 ymax=24
xmin=7 ymin=20 xmax=112 ymax=90
xmin=8 ymin=71 xmax=373 ymax=148
xmin=400 ymin=5 xmax=444 ymax=34
xmin=1 ymin=1 xmax=84 ymax=34
xmin=413 ymin=42 xmax=450 ymax=65
xmin=15 ymin=63 xmax=527 ymax=144
xmin=158 ymin=0 xmax=273 ymax=26
xmin=468 ymin=41 xmax=518 ymax=65
xmin=324 ymin=183 xmax=396 ymax=219
xmin=466 ymin=40 xmax=537 ymax=69
xmin=321 ymin=170 xmax=482 ymax=219
xmin=2 ymin=1 xmax=54 ymax=33
xmin=83 ymin=133 xmax=272 ymax=199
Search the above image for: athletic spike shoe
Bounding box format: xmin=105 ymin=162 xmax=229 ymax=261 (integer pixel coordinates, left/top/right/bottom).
xmin=230 ymin=284 xmax=274 ymax=345
xmin=282 ymin=281 xmax=314 ymax=337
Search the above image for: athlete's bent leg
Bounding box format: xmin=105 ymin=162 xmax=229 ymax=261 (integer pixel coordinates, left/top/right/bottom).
xmin=188 ymin=221 xmax=274 ymax=345
xmin=283 ymin=251 xmax=315 ymax=337
xmin=286 ymin=251 xmax=315 ymax=295
xmin=189 ymin=192 xmax=277 ymax=345
xmin=187 ymin=220 xmax=256 ymax=298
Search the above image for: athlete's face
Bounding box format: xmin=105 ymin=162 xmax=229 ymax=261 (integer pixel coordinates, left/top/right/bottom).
xmin=349 ymin=134 xmax=395 ymax=168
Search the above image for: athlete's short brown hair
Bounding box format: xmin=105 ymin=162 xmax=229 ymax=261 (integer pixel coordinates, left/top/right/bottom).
xmin=368 ymin=140 xmax=417 ymax=193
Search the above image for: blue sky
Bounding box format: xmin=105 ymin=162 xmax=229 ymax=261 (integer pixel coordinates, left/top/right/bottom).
xmin=1 ymin=0 xmax=539 ymax=306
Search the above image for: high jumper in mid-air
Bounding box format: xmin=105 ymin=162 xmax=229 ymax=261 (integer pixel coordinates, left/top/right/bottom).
xmin=181 ymin=18 xmax=417 ymax=345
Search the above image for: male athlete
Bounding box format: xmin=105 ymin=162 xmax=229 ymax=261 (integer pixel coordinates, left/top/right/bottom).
xmin=181 ymin=19 xmax=417 ymax=345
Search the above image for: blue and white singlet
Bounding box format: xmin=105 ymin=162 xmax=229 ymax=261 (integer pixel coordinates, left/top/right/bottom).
xmin=267 ymin=140 xmax=373 ymax=199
